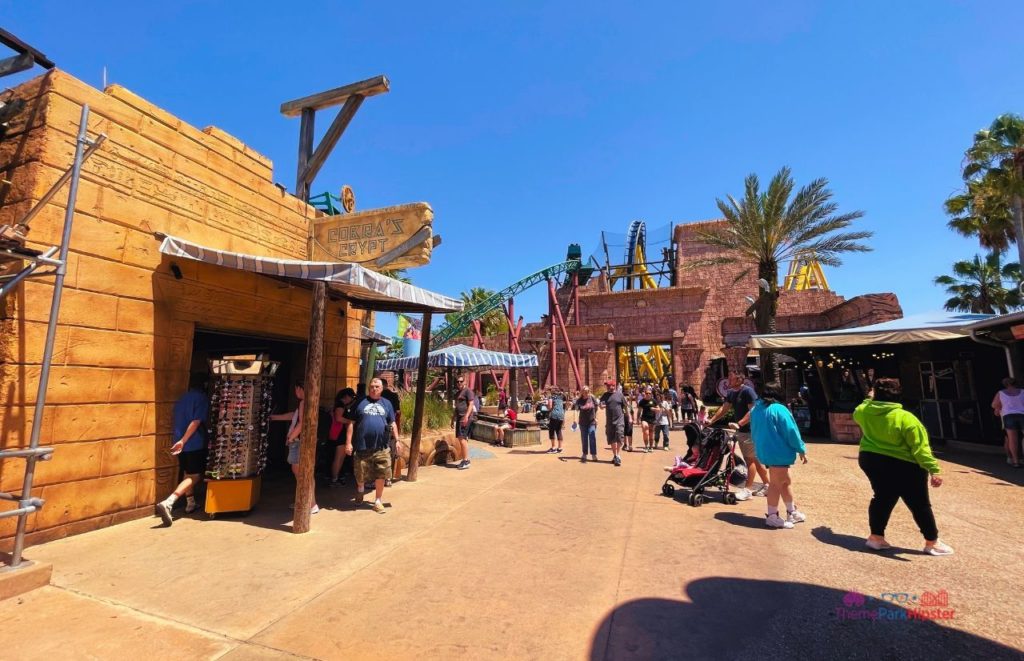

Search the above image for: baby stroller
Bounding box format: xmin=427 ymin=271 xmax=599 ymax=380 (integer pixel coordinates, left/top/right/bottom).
xmin=661 ymin=424 xmax=745 ymax=507
xmin=534 ymin=401 xmax=550 ymax=430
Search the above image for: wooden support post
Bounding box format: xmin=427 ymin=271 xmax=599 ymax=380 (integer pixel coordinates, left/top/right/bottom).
xmin=407 ymin=311 xmax=432 ymax=482
xmin=296 ymin=109 xmax=315 ymax=204
xmin=549 ymin=278 xmax=583 ymax=390
xmin=295 ymin=281 xmax=325 ymax=533
xmin=302 ymin=95 xmax=364 ymax=189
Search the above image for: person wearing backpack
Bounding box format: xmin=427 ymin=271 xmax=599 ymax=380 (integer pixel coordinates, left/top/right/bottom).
xmin=545 ymin=388 xmax=566 ymax=454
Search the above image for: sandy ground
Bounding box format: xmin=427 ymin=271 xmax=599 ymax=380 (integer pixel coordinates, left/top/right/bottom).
xmin=1 ymin=411 xmax=1022 ymax=660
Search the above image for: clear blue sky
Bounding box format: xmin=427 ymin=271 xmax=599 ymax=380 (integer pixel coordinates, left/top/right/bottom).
xmin=7 ymin=2 xmax=1024 ymax=339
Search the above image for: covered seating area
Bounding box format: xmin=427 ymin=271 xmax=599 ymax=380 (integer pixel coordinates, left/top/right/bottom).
xmin=748 ymin=312 xmax=1008 ymax=446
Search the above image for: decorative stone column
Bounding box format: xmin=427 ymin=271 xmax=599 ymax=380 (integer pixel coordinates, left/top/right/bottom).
xmin=724 ymin=346 xmax=749 ymax=375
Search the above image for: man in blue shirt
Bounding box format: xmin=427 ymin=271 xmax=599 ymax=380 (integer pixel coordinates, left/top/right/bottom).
xmin=156 ymin=377 xmax=209 ymax=525
xmin=345 ymin=378 xmax=400 ymax=513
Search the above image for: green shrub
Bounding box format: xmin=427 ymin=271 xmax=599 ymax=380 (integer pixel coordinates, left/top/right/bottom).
xmin=399 ymin=391 xmax=452 ymax=435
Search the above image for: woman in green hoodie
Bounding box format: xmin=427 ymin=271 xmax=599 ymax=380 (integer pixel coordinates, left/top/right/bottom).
xmin=853 ymin=378 xmax=953 ymax=556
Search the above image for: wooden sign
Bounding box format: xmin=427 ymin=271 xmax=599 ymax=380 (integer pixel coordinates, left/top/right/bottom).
xmin=311 ymin=202 xmax=434 ymax=270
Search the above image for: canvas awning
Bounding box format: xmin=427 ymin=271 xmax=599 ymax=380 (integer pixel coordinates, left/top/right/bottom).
xmin=749 ymin=312 xmax=996 ymax=350
xmin=157 ymin=234 xmax=462 ymax=313
xmin=360 ymin=326 xmax=392 ymax=345
xmin=376 ymin=344 xmax=539 ymax=371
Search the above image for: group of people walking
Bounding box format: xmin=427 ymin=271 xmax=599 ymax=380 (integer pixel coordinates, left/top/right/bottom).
xmin=161 ymin=363 xmax=960 ymax=556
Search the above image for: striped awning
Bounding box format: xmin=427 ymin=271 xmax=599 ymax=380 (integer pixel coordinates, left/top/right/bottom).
xmin=376 ymin=344 xmax=539 ymax=371
xmin=157 ymin=234 xmax=462 ymax=313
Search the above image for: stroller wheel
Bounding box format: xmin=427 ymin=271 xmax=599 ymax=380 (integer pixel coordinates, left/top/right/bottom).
xmin=687 ymin=493 xmax=695 ymax=507
xmin=662 ymin=483 xmax=675 ymax=497
xmin=724 ymin=492 xmax=737 ymax=505
xmin=692 ymin=494 xmax=704 ymax=507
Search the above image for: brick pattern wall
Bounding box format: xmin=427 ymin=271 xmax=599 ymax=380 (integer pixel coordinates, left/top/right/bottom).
xmin=0 ymin=71 xmax=362 ymax=548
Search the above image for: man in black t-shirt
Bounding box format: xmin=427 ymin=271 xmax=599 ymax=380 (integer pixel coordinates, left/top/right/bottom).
xmin=451 ymin=374 xmax=475 ymax=470
xmin=708 ymin=371 xmax=768 ymax=501
xmin=600 ymin=380 xmax=626 ymax=466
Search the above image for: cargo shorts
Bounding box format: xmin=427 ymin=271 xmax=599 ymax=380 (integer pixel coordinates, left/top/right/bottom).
xmin=354 ymin=447 xmax=391 ymax=484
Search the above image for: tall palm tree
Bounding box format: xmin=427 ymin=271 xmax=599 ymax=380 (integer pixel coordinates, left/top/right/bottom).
xmin=445 ymin=287 xmax=508 ymax=337
xmin=934 ymin=253 xmax=1022 ymax=314
xmin=963 ymin=114 xmax=1024 ymax=271
xmin=694 ymin=167 xmax=871 ymax=381
xmin=945 ymin=176 xmax=1014 ymax=252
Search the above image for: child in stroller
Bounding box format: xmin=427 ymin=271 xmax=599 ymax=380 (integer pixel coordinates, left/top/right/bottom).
xmin=662 ymin=423 xmax=746 ymax=507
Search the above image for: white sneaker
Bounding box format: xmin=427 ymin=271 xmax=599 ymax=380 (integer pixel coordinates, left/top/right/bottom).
xmin=184 ymin=499 xmax=197 ymax=514
xmin=765 ymin=513 xmax=794 ymax=529
xmin=786 ymin=509 xmax=807 ymax=524
xmin=734 ymin=488 xmax=752 ymax=501
xmin=752 ymin=484 xmax=769 ymax=497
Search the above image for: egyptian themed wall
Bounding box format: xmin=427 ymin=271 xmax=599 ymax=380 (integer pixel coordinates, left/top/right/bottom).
xmin=0 ymin=70 xmax=363 ymax=548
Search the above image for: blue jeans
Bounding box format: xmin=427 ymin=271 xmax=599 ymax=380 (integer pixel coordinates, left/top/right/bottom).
xmin=581 ymin=424 xmax=597 ymax=456
xmin=655 ymin=424 xmax=670 ymax=447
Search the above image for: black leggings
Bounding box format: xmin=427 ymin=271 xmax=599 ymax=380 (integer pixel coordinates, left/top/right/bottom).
xmin=858 ymin=451 xmax=938 ymax=541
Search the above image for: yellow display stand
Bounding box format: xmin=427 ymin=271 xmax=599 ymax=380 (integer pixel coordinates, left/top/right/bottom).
xmin=205 ymin=476 xmax=261 ymax=517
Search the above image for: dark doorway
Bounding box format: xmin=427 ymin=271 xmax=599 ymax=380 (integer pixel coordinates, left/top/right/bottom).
xmin=189 ymin=329 xmax=307 ymax=477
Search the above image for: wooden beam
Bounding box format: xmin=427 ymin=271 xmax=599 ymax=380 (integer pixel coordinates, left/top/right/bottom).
xmin=0 ymin=28 xmax=54 ymax=69
xmin=280 ymin=75 xmax=390 ymax=117
xmin=407 ymin=311 xmax=432 ymax=482
xmin=295 ymin=109 xmax=315 ymax=204
xmin=294 ymin=281 xmax=326 ymax=533
xmin=301 ymin=95 xmax=364 ymax=187
xmin=0 ymin=52 xmax=33 ymax=79
xmin=374 ymin=226 xmax=431 ymax=269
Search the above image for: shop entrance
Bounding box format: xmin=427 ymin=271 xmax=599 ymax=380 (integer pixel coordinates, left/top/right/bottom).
xmin=189 ymin=329 xmax=308 ymax=477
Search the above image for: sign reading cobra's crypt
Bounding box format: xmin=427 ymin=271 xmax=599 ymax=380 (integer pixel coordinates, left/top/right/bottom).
xmin=311 ymin=202 xmax=435 ymax=270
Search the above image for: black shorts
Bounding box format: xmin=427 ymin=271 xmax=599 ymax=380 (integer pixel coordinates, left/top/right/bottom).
xmin=178 ymin=449 xmax=207 ymax=475
xmin=548 ymin=418 xmax=564 ymax=440
xmin=1003 ymin=413 xmax=1024 ymax=431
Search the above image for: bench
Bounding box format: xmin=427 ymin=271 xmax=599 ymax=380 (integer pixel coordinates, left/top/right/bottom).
xmin=470 ymin=416 xmax=542 ymax=447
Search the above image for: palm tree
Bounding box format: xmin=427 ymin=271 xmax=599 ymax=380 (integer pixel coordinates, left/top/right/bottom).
xmin=945 ymin=176 xmax=1015 ymax=252
xmin=694 ymin=167 xmax=871 ymax=381
xmin=444 ymin=287 xmax=509 ymax=337
xmin=962 ymin=114 xmax=1024 ymax=270
xmin=934 ymin=253 xmax=1022 ymax=314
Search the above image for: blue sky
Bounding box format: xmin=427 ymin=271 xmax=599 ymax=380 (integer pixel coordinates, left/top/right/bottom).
xmin=6 ymin=1 xmax=1023 ymax=339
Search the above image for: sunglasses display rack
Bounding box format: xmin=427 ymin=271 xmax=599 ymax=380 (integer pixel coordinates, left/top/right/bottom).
xmin=204 ymin=357 xmax=279 ymax=517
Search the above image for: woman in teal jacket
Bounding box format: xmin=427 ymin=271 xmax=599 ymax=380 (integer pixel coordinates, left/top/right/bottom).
xmin=750 ymin=382 xmax=808 ymax=529
xmin=853 ymin=378 xmax=952 ymax=556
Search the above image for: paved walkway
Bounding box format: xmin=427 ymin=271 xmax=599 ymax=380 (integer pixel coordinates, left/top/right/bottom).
xmin=1 ymin=423 xmax=1023 ymax=660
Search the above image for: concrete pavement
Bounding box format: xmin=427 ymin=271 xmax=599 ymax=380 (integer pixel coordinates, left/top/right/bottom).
xmin=0 ymin=420 xmax=1022 ymax=660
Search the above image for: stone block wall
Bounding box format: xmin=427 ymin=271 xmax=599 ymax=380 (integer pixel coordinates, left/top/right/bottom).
xmin=0 ymin=70 xmax=362 ymax=548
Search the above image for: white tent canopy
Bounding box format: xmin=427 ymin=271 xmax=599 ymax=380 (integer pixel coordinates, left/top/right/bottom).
xmin=749 ymin=312 xmax=995 ymax=350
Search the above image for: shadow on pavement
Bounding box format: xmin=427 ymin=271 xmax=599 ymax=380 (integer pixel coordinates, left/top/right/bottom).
xmin=590 ymin=577 xmax=1022 ymax=660
xmin=713 ymin=511 xmax=768 ymax=529
xmin=810 ymin=526 xmax=912 ymax=562
xmin=935 ymin=449 xmax=1024 ymax=487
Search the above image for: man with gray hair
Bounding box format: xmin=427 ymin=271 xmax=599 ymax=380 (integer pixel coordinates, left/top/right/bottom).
xmin=345 ymin=378 xmax=399 ymax=513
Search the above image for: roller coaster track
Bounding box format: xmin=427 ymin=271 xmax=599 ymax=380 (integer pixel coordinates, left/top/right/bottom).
xmin=429 ymin=259 xmax=583 ymax=349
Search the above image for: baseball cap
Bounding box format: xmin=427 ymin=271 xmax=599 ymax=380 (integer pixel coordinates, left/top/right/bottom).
xmin=604 ymin=379 xmax=616 ymax=387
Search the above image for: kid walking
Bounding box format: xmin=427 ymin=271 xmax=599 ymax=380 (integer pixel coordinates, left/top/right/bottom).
xmin=749 ymin=382 xmax=807 ymax=529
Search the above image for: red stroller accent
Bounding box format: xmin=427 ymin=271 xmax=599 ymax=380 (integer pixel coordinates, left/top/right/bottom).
xmin=661 ymin=424 xmax=744 ymax=507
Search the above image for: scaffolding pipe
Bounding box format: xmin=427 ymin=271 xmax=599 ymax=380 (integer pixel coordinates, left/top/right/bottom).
xmin=10 ymin=105 xmax=91 ymax=568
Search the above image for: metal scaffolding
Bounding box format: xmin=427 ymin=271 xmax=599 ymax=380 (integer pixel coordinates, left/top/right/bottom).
xmin=0 ymin=97 xmax=105 ymax=568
